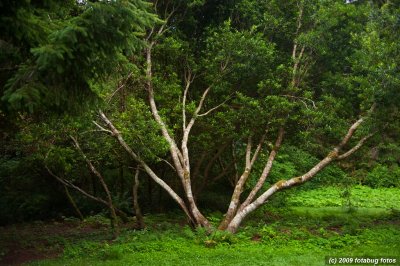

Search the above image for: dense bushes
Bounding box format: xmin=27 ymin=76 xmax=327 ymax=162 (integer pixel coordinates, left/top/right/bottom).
xmin=0 ymin=157 xmax=68 ymax=225
xmin=364 ymin=164 xmax=400 ymax=188
xmin=1 ymin=142 xmax=398 ymax=225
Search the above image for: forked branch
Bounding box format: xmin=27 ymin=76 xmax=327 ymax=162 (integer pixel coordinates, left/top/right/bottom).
xmin=226 ymin=112 xmax=374 ymax=233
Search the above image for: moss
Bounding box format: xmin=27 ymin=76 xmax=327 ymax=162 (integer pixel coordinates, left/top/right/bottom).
xmin=184 ymin=170 xmax=189 ymax=180
xmin=327 ymin=150 xmax=339 ymax=159
xmin=276 ymin=180 xmax=287 ymax=189
xmin=295 ymin=177 xmax=303 ymax=183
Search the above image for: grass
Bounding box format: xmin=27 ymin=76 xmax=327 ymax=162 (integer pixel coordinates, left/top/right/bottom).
xmin=286 ymin=185 xmax=400 ymax=209
xmin=29 ymin=221 xmax=400 ymax=266
xmin=2 ymin=186 xmax=399 ymax=266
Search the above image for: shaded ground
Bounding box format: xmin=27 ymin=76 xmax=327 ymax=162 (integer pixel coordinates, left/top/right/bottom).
xmin=0 ymin=218 xmax=123 ymax=265
xmin=26 ymin=208 xmax=400 ymax=266
xmin=0 ymin=205 xmax=399 ymax=265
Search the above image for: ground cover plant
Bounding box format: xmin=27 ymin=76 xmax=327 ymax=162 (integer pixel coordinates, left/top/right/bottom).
xmin=287 ymin=185 xmax=400 ymax=209
xmin=21 ymin=207 xmax=400 ymax=265
xmin=1 ymin=186 xmax=399 ymax=265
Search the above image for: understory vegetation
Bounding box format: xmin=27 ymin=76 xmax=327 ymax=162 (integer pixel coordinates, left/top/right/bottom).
xmin=1 ymin=0 xmax=399 ymax=264
xmin=1 ymin=187 xmax=399 ymax=265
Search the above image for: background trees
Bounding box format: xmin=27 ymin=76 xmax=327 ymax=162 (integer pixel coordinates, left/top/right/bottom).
xmin=0 ymin=0 xmax=399 ymax=232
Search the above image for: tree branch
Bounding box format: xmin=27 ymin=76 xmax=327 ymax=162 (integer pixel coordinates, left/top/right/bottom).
xmin=45 ymin=164 xmax=127 ymax=218
xmin=250 ymin=129 xmax=269 ymax=168
xmin=281 ymin=94 xmax=316 ymax=109
xmin=226 ymin=112 xmax=374 ymax=232
xmin=106 ymin=72 xmax=134 ymax=104
xmin=218 ymin=136 xmax=254 ymax=230
xmin=145 ymin=44 xmax=184 ymax=173
xmin=239 ymin=127 xmax=284 ymax=211
xmin=70 ymin=135 xmax=119 ymax=229
xmin=46 ymin=165 xmax=106 ymax=204
xmin=337 ymin=133 xmax=375 ymax=160
xmin=197 ymin=95 xmax=232 ymax=117
xmin=92 ymin=121 xmax=113 ymax=135
xmin=98 ymin=110 xmax=195 ymax=224
xmin=336 ymin=117 xmax=364 ymax=151
xmin=182 ymin=66 xmax=195 ymax=130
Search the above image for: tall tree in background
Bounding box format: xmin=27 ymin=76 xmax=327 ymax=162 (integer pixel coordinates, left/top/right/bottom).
xmin=0 ymin=0 xmax=157 ymax=225
xmin=0 ymin=0 xmax=157 ymax=112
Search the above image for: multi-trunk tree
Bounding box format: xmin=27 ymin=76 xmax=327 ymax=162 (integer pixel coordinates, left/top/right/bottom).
xmin=2 ymin=0 xmax=399 ymax=232
xmin=83 ymin=0 xmax=393 ymax=232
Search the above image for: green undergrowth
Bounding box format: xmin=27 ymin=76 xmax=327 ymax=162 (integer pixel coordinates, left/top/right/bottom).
xmin=29 ymin=202 xmax=400 ymax=266
xmin=286 ymin=185 xmax=400 ymax=209
xmin=30 ymin=224 xmax=400 ymax=266
xmin=16 ymin=187 xmax=400 ymax=265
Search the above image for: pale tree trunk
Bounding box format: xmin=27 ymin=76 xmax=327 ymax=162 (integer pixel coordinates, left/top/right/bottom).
xmin=70 ymin=136 xmax=119 ymax=237
xmin=144 ymin=42 xmax=210 ymax=228
xmin=91 ymin=6 xmax=227 ymax=229
xmin=238 ymin=128 xmax=284 ymax=213
xmin=133 ymin=167 xmax=145 ymax=229
xmin=220 ymin=3 xmax=307 ymax=230
xmin=225 ymin=116 xmax=373 ymax=233
xmin=219 ymin=133 xmax=267 ymax=230
xmin=291 ymin=0 xmax=305 ymax=88
xmin=98 ymin=111 xmax=197 ymax=226
xmin=141 ymin=13 xmax=231 ymax=227
xmin=46 ymin=164 xmax=128 ymax=221
xmin=63 ymin=185 xmax=84 ymax=221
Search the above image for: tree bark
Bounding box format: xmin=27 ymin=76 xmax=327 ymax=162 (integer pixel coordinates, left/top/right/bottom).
xmin=291 ymin=1 xmax=305 ymax=88
xmin=144 ymin=41 xmax=211 ymax=228
xmin=238 ymin=128 xmax=284 ymax=213
xmin=133 ymin=167 xmax=145 ymax=229
xmin=99 ymin=111 xmax=197 ymax=226
xmin=63 ymin=185 xmax=84 ymax=221
xmin=219 ymin=133 xmax=267 ymax=230
xmin=45 ymin=165 xmax=128 ymax=222
xmin=225 ymin=117 xmax=371 ymax=233
xmin=71 ymin=136 xmax=119 ymax=237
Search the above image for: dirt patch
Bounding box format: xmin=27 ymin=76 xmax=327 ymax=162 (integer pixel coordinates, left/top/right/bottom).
xmin=251 ymin=234 xmax=262 ymax=242
xmin=327 ymin=225 xmax=342 ymax=234
xmin=0 ymin=220 xmax=116 ymax=265
xmin=1 ymin=243 xmax=60 ymax=266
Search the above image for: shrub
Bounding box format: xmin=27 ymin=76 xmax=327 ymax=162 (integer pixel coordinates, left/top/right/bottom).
xmin=364 ymin=164 xmax=400 ymax=188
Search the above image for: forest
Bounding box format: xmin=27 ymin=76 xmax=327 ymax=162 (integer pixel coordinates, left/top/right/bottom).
xmin=0 ymin=0 xmax=399 ymax=265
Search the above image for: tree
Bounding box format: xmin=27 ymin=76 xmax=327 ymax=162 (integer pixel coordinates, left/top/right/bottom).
xmin=80 ymin=0 xmax=391 ymax=232
xmin=0 ymin=0 xmax=156 ymax=226
xmin=2 ymin=0 xmax=398 ymax=233
xmin=0 ymin=0 xmax=157 ymax=113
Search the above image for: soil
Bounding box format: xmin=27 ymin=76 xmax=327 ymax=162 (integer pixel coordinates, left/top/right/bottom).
xmin=0 ymin=244 xmax=59 ymax=266
xmin=0 ymin=220 xmax=120 ymax=266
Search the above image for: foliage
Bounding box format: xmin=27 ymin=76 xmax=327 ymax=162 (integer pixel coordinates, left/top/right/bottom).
xmin=364 ymin=164 xmax=400 ymax=188
xmin=0 ymin=153 xmax=65 ymax=224
xmin=1 ymin=0 xmax=157 ymax=112
xmin=21 ymin=205 xmax=400 ymax=266
xmin=286 ymin=186 xmax=400 ymax=209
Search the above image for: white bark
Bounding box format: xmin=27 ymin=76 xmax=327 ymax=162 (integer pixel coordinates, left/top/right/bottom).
xmin=226 ymin=116 xmax=372 ymax=233
xmin=219 ymin=133 xmax=267 ymax=230
xmin=70 ymin=136 xmax=118 ymax=232
xmin=238 ymin=127 xmax=284 ymax=213
xmin=98 ymin=111 xmax=196 ymax=224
